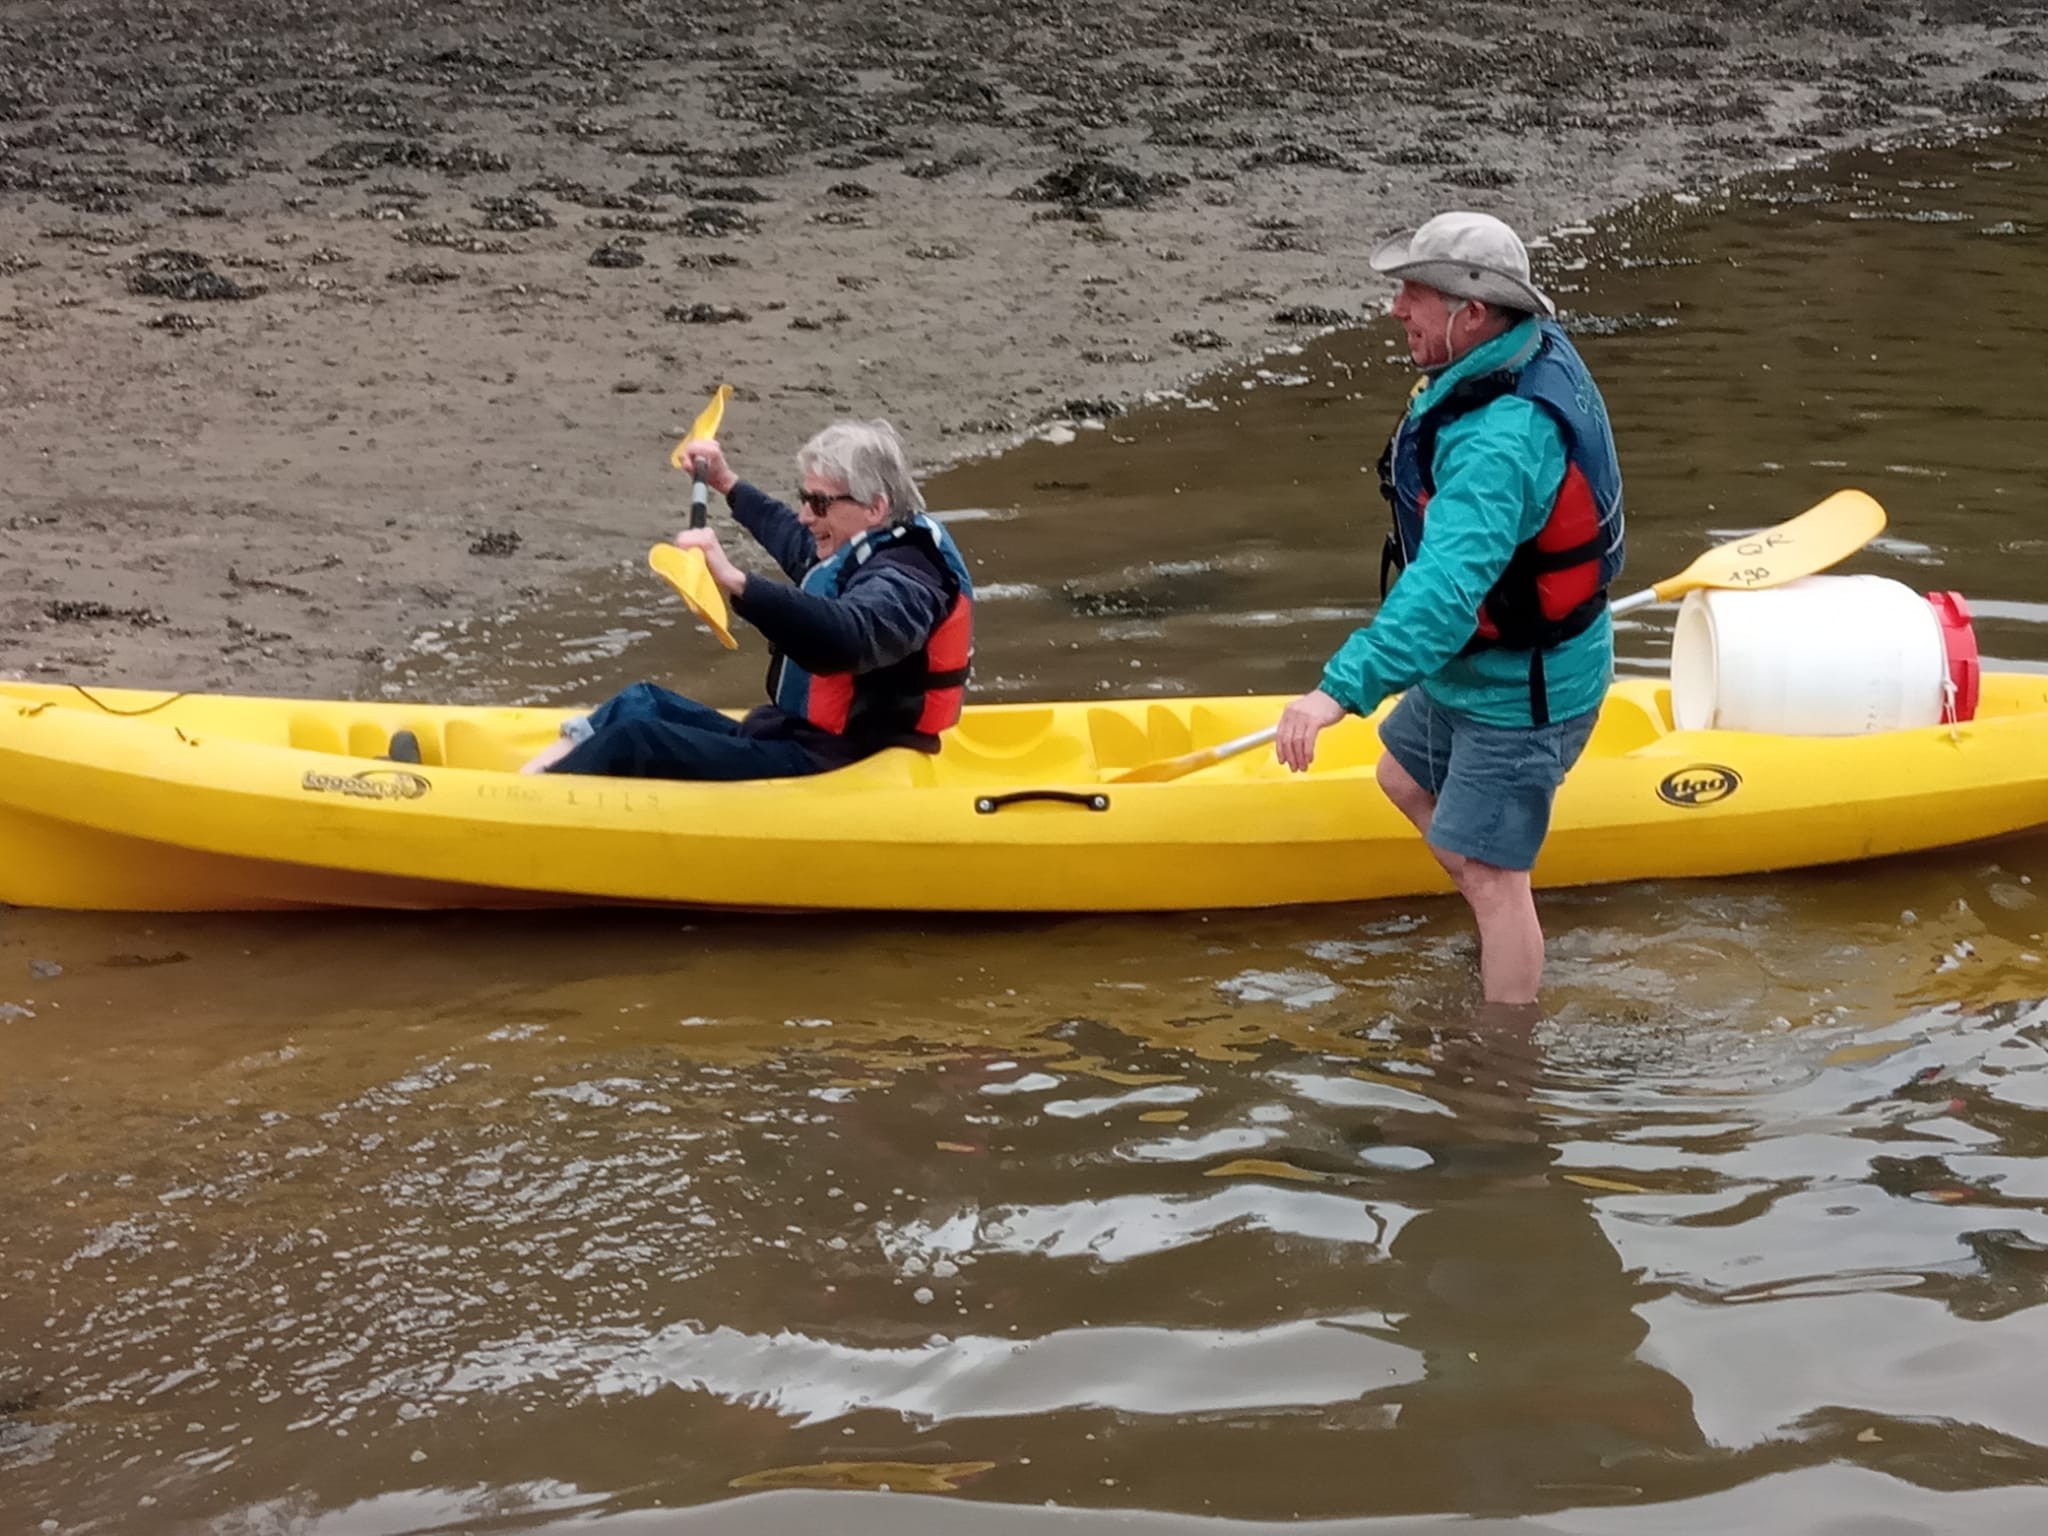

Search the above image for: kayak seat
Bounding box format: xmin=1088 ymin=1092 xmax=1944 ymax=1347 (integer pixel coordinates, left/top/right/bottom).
xmin=1084 ymin=708 xmax=1149 ymax=773
xmin=1084 ymin=702 xmax=1298 ymax=777
xmin=288 ymin=713 xmax=347 ymax=755
xmin=289 ymin=714 xmax=433 ymax=760
xmin=299 ymin=720 xmax=452 ymax=770
xmin=290 ymin=714 xmax=441 ymax=760
xmin=1583 ymin=691 xmax=1669 ymax=757
xmin=1084 ymin=704 xmax=1210 ymax=772
xmin=917 ymin=707 xmax=1091 ymax=785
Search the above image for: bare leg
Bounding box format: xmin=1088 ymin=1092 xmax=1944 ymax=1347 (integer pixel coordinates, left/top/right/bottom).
xmin=520 ymin=737 xmax=576 ymax=775
xmin=1452 ymin=862 xmax=1544 ymax=1005
xmin=1376 ymin=751 xmax=1442 ymax=845
xmin=1376 ymin=753 xmax=1546 ymax=1005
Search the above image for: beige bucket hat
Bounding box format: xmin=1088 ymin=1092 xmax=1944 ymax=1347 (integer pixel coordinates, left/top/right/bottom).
xmin=1369 ymin=210 xmax=1556 ymax=317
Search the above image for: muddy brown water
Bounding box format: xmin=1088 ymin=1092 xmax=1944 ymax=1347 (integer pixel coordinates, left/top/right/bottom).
xmin=6 ymin=124 xmax=2048 ymax=1534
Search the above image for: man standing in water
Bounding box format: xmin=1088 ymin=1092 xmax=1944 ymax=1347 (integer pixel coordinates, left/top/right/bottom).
xmin=1275 ymin=212 xmax=1625 ymax=1005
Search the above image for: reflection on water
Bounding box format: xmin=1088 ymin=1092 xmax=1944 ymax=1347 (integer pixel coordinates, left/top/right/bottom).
xmin=10 ymin=120 xmax=2048 ymax=1534
xmin=5 ymin=845 xmax=2047 ymax=1531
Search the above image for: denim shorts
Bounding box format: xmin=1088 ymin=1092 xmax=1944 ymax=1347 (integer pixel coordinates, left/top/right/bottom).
xmin=1377 ymin=688 xmax=1598 ymax=872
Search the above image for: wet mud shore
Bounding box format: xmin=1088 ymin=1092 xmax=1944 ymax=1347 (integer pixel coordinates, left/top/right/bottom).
xmin=2 ymin=0 xmax=2043 ymax=695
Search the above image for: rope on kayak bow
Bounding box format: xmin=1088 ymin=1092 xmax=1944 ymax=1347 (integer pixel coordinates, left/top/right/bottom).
xmin=67 ymin=685 xmax=191 ymax=716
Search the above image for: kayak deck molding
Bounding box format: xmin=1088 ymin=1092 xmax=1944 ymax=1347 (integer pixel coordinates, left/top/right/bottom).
xmin=3 ymin=676 xmax=2046 ymax=913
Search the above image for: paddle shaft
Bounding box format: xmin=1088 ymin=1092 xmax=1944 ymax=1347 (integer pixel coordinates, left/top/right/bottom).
xmin=1609 ymin=587 xmax=1659 ymax=617
xmin=689 ymin=465 xmax=711 ymax=530
xmin=1102 ymin=723 xmax=1278 ymax=784
xmin=677 ymin=381 xmax=730 ymax=531
xmin=1214 ymin=726 xmax=1278 ymax=759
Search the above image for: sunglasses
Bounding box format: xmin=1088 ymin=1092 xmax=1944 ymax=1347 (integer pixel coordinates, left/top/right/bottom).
xmin=797 ymin=489 xmax=859 ymax=517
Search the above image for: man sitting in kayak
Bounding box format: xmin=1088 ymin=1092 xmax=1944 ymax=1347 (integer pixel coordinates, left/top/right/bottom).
xmin=520 ymin=419 xmax=974 ymax=780
xmin=1273 ymin=211 xmax=1625 ymax=1006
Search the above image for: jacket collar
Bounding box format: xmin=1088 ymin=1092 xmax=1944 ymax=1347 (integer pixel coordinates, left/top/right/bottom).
xmin=1414 ymin=317 xmax=1543 ymax=414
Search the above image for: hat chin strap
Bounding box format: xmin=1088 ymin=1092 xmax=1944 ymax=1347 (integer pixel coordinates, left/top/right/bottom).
xmin=1440 ymin=299 xmax=1472 ymax=369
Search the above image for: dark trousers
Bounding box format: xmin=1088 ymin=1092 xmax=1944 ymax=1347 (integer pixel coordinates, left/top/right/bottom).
xmin=550 ymin=682 xmax=826 ymax=782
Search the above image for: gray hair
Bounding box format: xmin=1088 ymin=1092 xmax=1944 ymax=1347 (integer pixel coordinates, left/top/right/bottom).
xmin=795 ymin=419 xmax=926 ymax=521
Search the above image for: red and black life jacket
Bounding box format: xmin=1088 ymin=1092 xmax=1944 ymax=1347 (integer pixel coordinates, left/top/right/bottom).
xmin=770 ymin=515 xmax=975 ymax=750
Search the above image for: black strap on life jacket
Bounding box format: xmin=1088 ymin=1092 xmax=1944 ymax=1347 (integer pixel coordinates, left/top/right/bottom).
xmin=1412 ymin=371 xmax=1518 ymax=497
xmin=1375 ymin=432 xmax=1402 ymax=599
xmin=1377 ymin=371 xmax=1517 ymax=597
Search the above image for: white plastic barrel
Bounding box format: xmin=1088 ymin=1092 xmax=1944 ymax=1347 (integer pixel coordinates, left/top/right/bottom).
xmin=1671 ymin=575 xmax=1950 ymax=735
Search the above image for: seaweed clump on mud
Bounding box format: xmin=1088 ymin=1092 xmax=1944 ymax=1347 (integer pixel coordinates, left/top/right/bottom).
xmin=126 ymin=249 xmax=261 ymax=301
xmin=1013 ymin=158 xmax=1188 ymax=211
xmin=309 ymin=138 xmax=510 ymax=177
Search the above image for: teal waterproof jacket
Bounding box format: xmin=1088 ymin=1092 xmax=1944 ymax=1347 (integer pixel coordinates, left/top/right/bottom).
xmin=1320 ymin=319 xmax=1617 ymax=728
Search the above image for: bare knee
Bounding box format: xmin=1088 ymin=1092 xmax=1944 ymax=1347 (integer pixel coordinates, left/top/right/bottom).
xmin=1454 ymin=858 xmax=1533 ymax=916
xmin=1376 ymin=751 xmax=1435 ymax=825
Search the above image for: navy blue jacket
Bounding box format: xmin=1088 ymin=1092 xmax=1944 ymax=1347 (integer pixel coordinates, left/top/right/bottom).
xmin=724 ymin=482 xmax=951 ymax=763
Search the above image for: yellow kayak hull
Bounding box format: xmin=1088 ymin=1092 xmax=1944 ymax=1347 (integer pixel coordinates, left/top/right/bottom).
xmin=3 ymin=677 xmax=2046 ymax=913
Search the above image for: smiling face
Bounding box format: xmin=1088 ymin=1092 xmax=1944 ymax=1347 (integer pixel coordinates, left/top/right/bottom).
xmin=1389 ymin=280 xmax=1468 ymax=369
xmin=797 ymin=472 xmax=890 ymax=559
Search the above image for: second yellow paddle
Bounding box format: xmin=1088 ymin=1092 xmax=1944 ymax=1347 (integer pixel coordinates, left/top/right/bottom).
xmin=1606 ymin=488 xmax=1887 ymax=616
xmin=1108 ymin=488 xmax=1890 ymax=784
xmin=648 ymin=384 xmax=738 ymax=650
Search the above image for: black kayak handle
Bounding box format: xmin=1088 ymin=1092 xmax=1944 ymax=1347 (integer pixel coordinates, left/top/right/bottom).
xmin=974 ymin=790 xmax=1111 ymax=814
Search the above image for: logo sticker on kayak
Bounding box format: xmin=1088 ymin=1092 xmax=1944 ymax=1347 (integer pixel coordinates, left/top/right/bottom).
xmin=301 ymin=768 xmax=431 ymax=801
xmin=1657 ymin=764 xmax=1740 ymax=808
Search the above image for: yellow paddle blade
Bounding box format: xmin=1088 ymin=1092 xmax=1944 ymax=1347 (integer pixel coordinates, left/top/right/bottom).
xmin=729 ymin=1460 xmax=997 ymax=1493
xmin=648 ymin=543 xmax=738 ymax=649
xmin=1650 ymin=488 xmax=1887 ymax=603
xmin=669 ymin=384 xmax=733 ymax=470
xmin=1106 ymin=726 xmax=1277 ymax=784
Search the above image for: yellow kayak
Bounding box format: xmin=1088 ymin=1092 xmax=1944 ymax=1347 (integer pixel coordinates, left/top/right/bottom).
xmin=3 ymin=676 xmax=2046 ymax=913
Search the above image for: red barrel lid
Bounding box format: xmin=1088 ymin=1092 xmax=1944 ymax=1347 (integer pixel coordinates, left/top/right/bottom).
xmin=1926 ymin=591 xmax=1980 ymax=723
